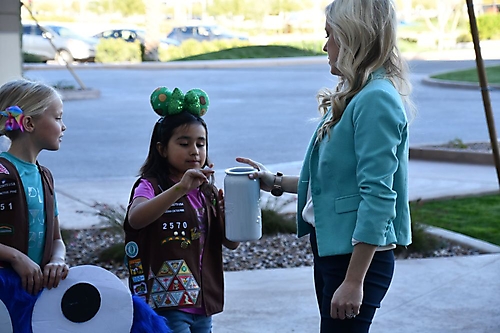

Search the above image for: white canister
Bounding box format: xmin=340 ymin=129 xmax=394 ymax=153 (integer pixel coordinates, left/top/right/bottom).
xmin=224 ymin=167 xmax=262 ymax=242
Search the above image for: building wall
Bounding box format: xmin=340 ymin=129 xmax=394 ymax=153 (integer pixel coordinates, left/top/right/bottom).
xmin=0 ymin=0 xmax=22 ymax=86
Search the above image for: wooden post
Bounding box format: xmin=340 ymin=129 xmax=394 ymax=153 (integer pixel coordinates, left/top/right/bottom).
xmin=22 ymin=2 xmax=87 ymax=90
xmin=465 ymin=0 xmax=500 ymax=187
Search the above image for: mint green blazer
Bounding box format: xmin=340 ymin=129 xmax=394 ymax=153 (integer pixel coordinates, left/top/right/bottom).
xmin=297 ymin=70 xmax=412 ymax=256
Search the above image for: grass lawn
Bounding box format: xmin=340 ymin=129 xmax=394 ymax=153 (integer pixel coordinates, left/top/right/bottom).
xmin=410 ymin=193 xmax=500 ymax=246
xmin=174 ymin=45 xmax=324 ymax=61
xmin=430 ymin=65 xmax=500 ymax=84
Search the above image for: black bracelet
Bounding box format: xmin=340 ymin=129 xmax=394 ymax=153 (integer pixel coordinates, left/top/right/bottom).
xmin=271 ymin=172 xmax=284 ymax=197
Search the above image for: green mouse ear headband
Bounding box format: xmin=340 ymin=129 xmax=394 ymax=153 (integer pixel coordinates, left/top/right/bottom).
xmin=150 ymin=87 xmax=209 ymax=118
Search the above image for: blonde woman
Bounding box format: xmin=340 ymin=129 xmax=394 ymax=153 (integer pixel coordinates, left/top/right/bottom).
xmin=237 ymin=0 xmax=413 ymax=331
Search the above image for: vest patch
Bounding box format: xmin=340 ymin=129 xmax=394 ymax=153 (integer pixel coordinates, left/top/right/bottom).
xmin=0 ymin=224 xmax=14 ymax=235
xmin=144 ymin=259 xmax=200 ymax=309
xmin=0 ymin=178 xmax=17 ymax=199
xmin=0 ymin=163 xmax=10 ymax=175
xmin=124 ymin=241 xmax=139 ymax=258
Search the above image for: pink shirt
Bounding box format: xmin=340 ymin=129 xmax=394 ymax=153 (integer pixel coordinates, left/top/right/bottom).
xmin=133 ymin=179 xmax=207 ymax=315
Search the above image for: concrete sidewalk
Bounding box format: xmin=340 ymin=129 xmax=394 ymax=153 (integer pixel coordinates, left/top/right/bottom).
xmin=210 ymin=160 xmax=500 ymax=333
xmin=213 ymin=254 xmax=500 ymax=333
xmin=54 ymin=159 xmax=500 ymax=332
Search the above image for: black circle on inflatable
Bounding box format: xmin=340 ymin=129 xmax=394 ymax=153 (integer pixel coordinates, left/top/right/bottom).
xmin=60 ymin=283 xmax=101 ymax=323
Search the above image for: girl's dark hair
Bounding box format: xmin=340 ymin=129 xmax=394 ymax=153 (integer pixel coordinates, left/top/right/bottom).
xmin=139 ymin=111 xmax=209 ymax=188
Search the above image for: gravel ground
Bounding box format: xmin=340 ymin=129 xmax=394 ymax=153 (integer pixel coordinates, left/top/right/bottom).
xmin=64 ymin=228 xmax=481 ymax=280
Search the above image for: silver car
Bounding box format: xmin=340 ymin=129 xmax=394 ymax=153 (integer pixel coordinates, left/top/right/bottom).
xmin=22 ymin=23 xmax=98 ymax=64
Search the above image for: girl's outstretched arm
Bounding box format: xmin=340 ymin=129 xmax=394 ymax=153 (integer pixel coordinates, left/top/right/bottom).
xmin=129 ymin=168 xmax=214 ymax=229
xmin=43 ymin=216 xmax=69 ymax=290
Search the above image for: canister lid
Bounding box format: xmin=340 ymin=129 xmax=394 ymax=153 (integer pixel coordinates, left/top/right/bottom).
xmin=225 ymin=166 xmax=258 ymax=175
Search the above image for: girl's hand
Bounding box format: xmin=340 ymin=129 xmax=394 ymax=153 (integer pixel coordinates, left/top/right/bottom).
xmin=235 ymin=157 xmax=275 ymax=192
xmin=11 ymin=251 xmax=43 ymax=295
xmin=178 ymin=168 xmax=214 ymax=193
xmin=330 ymin=280 xmax=363 ymax=320
xmin=43 ymin=259 xmax=69 ymax=290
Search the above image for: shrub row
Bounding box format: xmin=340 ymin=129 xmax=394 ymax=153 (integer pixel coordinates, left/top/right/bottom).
xmin=90 ymin=38 xmax=251 ymax=63
xmin=95 ymin=39 xmax=142 ymax=63
xmin=476 ymin=13 xmax=500 ymax=40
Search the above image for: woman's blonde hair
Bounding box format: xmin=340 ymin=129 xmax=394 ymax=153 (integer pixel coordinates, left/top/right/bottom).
xmin=0 ymin=79 xmax=60 ymax=138
xmin=317 ymin=0 xmax=413 ymax=141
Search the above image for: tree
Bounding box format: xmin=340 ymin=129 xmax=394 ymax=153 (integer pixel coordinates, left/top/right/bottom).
xmin=207 ymin=0 xmax=314 ymax=19
xmin=113 ymin=0 xmax=145 ymax=17
xmin=269 ymin=0 xmax=312 ymax=15
xmin=144 ymin=0 xmax=161 ymax=61
xmin=207 ymin=0 xmax=248 ymax=17
xmin=415 ymin=0 xmax=465 ymax=49
xmin=87 ymin=0 xmax=144 ymax=16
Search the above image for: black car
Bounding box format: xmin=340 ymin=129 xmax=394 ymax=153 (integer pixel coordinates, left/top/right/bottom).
xmin=167 ymin=25 xmax=248 ymax=43
xmin=93 ymin=29 xmax=180 ymax=48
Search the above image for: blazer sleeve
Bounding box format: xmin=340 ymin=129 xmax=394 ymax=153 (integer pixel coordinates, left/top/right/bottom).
xmin=351 ymin=85 xmax=407 ymax=245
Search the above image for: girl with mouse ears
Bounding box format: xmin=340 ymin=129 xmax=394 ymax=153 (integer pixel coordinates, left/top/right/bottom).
xmin=123 ymin=86 xmax=239 ymax=333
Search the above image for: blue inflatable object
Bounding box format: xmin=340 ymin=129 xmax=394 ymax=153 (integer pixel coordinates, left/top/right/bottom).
xmin=0 ymin=267 xmax=37 ymax=333
xmin=0 ymin=267 xmax=171 ymax=333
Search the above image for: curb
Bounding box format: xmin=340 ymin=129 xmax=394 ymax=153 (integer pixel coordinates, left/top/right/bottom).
xmin=422 ymin=77 xmax=500 ymax=91
xmin=424 ymin=225 xmax=500 ymax=254
xmin=57 ymin=88 xmax=101 ymax=101
xmin=409 ymin=146 xmax=493 ymax=165
xmin=23 ymin=56 xmax=328 ymax=71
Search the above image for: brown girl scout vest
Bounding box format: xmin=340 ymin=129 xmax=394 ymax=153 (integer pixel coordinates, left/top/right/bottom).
xmin=123 ymin=177 xmax=225 ymax=316
xmin=0 ymin=157 xmax=55 ymax=268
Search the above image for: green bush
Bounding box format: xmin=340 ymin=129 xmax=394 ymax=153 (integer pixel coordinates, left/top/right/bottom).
xmin=98 ymin=242 xmax=126 ymax=262
xmin=273 ymin=40 xmax=324 ymax=54
xmin=394 ymin=222 xmax=444 ymax=258
xmin=456 ymin=32 xmax=473 ymax=43
xmin=477 ymin=13 xmax=500 ymax=40
xmin=23 ymin=53 xmax=45 ymax=63
xmin=95 ymin=39 xmax=142 ymax=63
xmin=159 ymin=39 xmax=251 ymax=61
xmin=261 ymin=196 xmax=297 ymax=235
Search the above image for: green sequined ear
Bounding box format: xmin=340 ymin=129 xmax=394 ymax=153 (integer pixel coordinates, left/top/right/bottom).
xmin=169 ymin=88 xmax=185 ymax=115
xmin=184 ymin=89 xmax=210 ymax=117
xmin=150 ymin=87 xmax=173 ymax=117
xmin=150 ymin=87 xmax=209 ymax=117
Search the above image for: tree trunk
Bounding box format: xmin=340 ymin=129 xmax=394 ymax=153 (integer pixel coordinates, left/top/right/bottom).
xmin=144 ymin=0 xmax=162 ymax=61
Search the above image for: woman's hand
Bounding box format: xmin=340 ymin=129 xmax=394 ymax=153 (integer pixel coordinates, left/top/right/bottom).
xmin=43 ymin=259 xmax=69 ymax=290
xmin=10 ymin=251 xmax=44 ymax=295
xmin=235 ymin=157 xmax=275 ymax=192
xmin=330 ymin=280 xmax=363 ymax=320
xmin=178 ymin=168 xmax=215 ymax=193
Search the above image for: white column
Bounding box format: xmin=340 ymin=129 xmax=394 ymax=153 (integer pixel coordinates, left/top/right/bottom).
xmin=0 ymin=0 xmax=22 ymax=86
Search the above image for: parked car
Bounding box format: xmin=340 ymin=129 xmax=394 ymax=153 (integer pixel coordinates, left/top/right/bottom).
xmin=22 ymin=23 xmax=97 ymax=64
xmin=93 ymin=28 xmax=180 ymax=48
xmin=167 ymin=25 xmax=248 ymax=43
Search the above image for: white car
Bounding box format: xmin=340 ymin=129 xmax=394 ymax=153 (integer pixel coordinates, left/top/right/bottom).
xmin=22 ymin=23 xmax=98 ymax=64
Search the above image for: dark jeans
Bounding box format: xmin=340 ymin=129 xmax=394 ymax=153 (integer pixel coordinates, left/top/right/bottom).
xmin=310 ymin=232 xmax=395 ymax=333
xmin=157 ymin=309 xmax=212 ymax=333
